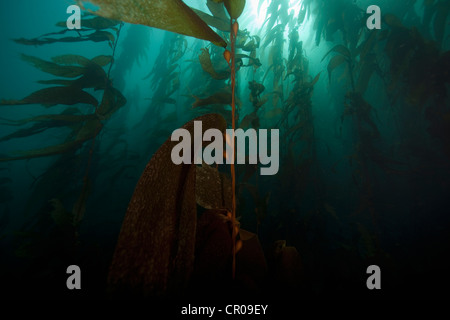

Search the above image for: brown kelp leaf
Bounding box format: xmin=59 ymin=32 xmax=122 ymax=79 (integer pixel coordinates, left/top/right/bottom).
xmin=15 ymin=35 xmax=105 ymax=46
xmin=77 ymin=0 xmax=227 ymax=47
xmin=321 ymin=44 xmax=351 ymax=62
xmin=356 ymin=55 xmax=377 ymax=94
xmin=1 ymin=113 xmax=93 ymax=128
xmin=0 ymin=113 xmax=95 ymax=143
xmin=384 ymin=14 xmax=403 ymax=28
xmin=263 ymin=24 xmax=284 ymax=47
xmin=0 ymin=107 xmax=82 ymax=126
xmin=1 ymin=86 xmax=98 ymax=107
xmin=51 ymin=54 xmax=91 ymax=66
xmin=265 ymin=108 xmax=283 ymax=119
xmin=356 ymin=29 xmax=379 ymax=62
xmin=21 ymin=54 xmax=85 ymax=78
xmin=55 ymin=15 xmax=120 ymax=30
xmin=199 ymin=48 xmax=230 ymax=80
xmin=193 ymin=87 xmax=232 ymax=108
xmin=97 ymin=86 xmax=127 ymax=120
xmin=327 ymin=55 xmax=347 ymax=83
xmin=224 ymin=0 xmax=246 ymax=20
xmin=91 ymin=55 xmax=113 ymax=66
xmin=108 ymin=113 xmax=227 ymax=297
xmin=36 ymin=79 xmax=75 ymax=86
xmin=239 ymin=112 xmax=258 ymax=129
xmin=207 ymin=0 xmax=229 ymax=21
xmin=80 ymin=16 xmax=120 ymax=30
xmin=191 ymin=8 xmax=230 ymax=33
xmin=309 ymin=72 xmax=321 ymax=87
xmin=0 ymin=118 xmax=102 ymax=162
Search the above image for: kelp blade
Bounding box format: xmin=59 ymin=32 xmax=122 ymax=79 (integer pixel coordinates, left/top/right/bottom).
xmin=108 ymin=113 xmax=227 ymax=297
xmin=77 ymin=0 xmax=227 ymax=47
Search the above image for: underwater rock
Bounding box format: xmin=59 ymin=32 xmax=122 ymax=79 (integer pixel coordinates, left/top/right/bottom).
xmin=269 ymin=240 xmax=303 ymax=294
xmin=192 ymin=209 xmax=234 ymax=290
xmin=235 ymin=229 xmax=267 ymax=295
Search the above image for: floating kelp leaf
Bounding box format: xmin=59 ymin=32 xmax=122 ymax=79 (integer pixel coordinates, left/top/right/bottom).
xmin=235 ymin=53 xmax=261 ymax=68
xmin=263 ymin=24 xmax=284 ymax=47
xmin=207 ymin=0 xmax=229 ymax=21
xmin=384 ymin=14 xmax=403 ymax=28
xmin=356 ymin=29 xmax=379 ymax=62
xmin=77 ymin=0 xmax=227 ymax=47
xmin=13 ymin=29 xmax=73 ymax=45
xmin=193 ymin=104 xmax=232 ymax=125
xmin=78 ymin=16 xmax=120 ymax=30
xmin=1 ymin=86 xmax=98 ymax=107
xmin=193 ymin=87 xmax=232 ymax=108
xmin=91 ymin=55 xmax=113 ymax=66
xmin=87 ymin=30 xmax=116 ymax=43
xmin=199 ymin=48 xmax=230 ymax=80
xmin=21 ymin=54 xmax=85 ymax=78
xmin=356 ymin=55 xmax=377 ymax=94
xmin=322 ymin=44 xmax=351 ymax=62
xmin=191 ymin=8 xmax=230 ymax=33
xmin=55 ymin=16 xmax=120 ymax=30
xmin=108 ymin=113 xmax=227 ymax=297
xmin=224 ymin=0 xmax=246 ymax=20
xmin=0 ymin=113 xmax=95 ymax=143
xmin=265 ymin=108 xmax=283 ymax=119
xmin=304 ymin=72 xmax=321 ymax=88
xmin=36 ymin=79 xmax=73 ymax=87
xmin=13 ymin=37 xmax=50 ymax=46
xmin=239 ymin=111 xmax=258 ymax=129
xmin=51 ymin=54 xmax=91 ymax=66
xmin=298 ymin=3 xmax=307 ymax=25
xmin=327 ymin=55 xmax=347 ymax=83
xmin=97 ymin=86 xmax=127 ymax=120
xmin=0 ymin=118 xmax=102 ymax=162
xmin=15 ymin=29 xmax=116 ymax=46
xmin=37 ymin=65 xmax=108 ymax=90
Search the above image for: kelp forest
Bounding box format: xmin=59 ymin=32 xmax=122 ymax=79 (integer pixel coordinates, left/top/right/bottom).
xmin=0 ymin=0 xmax=449 ymax=299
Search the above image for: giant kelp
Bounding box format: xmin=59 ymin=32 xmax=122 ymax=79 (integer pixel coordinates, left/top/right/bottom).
xmin=77 ymin=0 xmax=227 ymax=47
xmin=2 ymin=0 xmax=450 ymax=299
xmin=108 ymin=114 xmax=228 ymax=296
